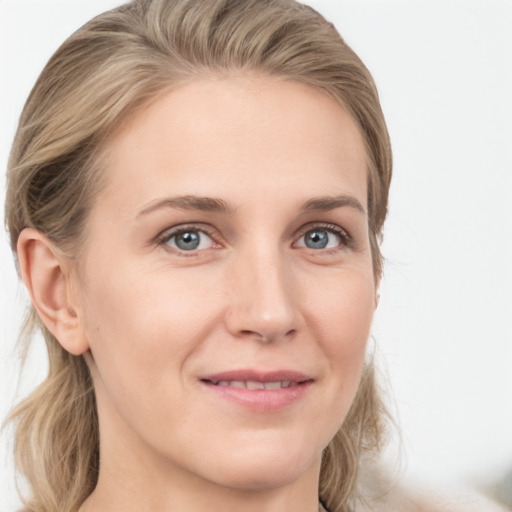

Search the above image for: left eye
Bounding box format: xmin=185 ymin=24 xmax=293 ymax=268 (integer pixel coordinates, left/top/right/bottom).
xmin=296 ymin=228 xmax=342 ymax=250
xmin=165 ymin=230 xmax=214 ymax=251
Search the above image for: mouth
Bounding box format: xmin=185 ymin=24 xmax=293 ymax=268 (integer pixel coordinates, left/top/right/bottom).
xmin=203 ymin=379 xmax=303 ymax=390
xmin=199 ymin=370 xmax=313 ymax=411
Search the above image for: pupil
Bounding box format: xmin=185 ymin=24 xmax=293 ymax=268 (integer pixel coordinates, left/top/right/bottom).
xmin=305 ymin=230 xmax=328 ymax=249
xmin=176 ymin=231 xmax=200 ymax=250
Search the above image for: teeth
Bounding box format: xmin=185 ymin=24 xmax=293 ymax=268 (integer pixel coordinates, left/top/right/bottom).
xmin=212 ymin=380 xmax=298 ymax=389
xmin=246 ymin=380 xmax=265 ymax=390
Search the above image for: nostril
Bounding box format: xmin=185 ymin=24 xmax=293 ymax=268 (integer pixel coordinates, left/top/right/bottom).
xmin=236 ymin=328 xmax=296 ymax=344
xmin=238 ymin=330 xmax=273 ymax=344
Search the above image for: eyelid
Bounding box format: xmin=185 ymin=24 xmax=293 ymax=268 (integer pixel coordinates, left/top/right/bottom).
xmin=155 ymin=223 xmax=222 ymax=254
xmin=154 ymin=221 xmax=353 ymax=255
xmin=292 ymin=222 xmax=352 ymax=249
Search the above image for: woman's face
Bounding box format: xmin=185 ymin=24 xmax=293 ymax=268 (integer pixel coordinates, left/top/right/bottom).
xmin=75 ymin=77 xmax=376 ymax=493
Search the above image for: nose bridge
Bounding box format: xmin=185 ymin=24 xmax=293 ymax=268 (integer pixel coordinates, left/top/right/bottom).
xmin=226 ymin=239 xmax=298 ymax=342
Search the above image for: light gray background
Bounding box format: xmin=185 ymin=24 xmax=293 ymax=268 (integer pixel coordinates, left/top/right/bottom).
xmin=1 ymin=1 xmax=511 ymax=510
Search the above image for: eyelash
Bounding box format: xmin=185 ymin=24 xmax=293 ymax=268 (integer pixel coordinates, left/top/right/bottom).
xmin=156 ymin=224 xmax=219 ymax=256
xmin=156 ymin=222 xmax=352 ymax=256
xmin=294 ymin=223 xmax=352 ymax=252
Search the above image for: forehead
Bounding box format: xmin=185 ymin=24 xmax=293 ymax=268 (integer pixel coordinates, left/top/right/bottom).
xmin=97 ymin=77 xmax=368 ymax=213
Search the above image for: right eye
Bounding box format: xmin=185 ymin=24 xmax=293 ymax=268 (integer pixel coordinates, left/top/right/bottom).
xmin=160 ymin=228 xmax=216 ymax=253
xmin=299 ymin=228 xmax=341 ymax=250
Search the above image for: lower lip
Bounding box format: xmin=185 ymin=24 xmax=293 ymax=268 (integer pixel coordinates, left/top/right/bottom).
xmin=201 ymin=381 xmax=312 ymax=412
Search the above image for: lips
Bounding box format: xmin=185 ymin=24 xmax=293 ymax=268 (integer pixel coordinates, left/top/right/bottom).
xmin=211 ymin=380 xmax=299 ymax=390
xmin=200 ymin=370 xmax=313 ymax=411
xmin=201 ymin=369 xmax=311 ymax=386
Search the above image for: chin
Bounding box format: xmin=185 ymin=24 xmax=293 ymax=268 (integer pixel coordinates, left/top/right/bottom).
xmin=216 ymin=466 xmax=307 ymax=491
xmin=204 ymin=444 xmax=321 ymax=491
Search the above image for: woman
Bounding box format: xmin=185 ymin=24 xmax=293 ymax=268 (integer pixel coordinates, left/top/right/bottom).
xmin=5 ymin=1 xmax=501 ymax=511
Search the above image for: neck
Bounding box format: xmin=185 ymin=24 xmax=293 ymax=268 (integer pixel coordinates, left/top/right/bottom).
xmin=79 ymin=396 xmax=323 ymax=512
xmin=81 ymin=481 xmax=322 ymax=512
xmin=80 ymin=462 xmax=322 ymax=512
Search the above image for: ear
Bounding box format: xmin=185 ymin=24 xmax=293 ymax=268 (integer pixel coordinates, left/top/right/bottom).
xmin=17 ymin=228 xmax=89 ymax=355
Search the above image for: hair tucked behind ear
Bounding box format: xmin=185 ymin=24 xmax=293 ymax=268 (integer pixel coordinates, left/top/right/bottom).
xmin=5 ymin=1 xmax=392 ymax=510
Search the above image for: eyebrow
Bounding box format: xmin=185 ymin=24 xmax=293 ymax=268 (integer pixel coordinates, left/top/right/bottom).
xmin=138 ymin=195 xmax=235 ymax=217
xmin=137 ymin=193 xmax=365 ymax=218
xmin=300 ymin=195 xmax=366 ymax=215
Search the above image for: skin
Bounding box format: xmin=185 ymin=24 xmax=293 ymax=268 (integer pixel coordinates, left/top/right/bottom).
xmin=19 ymin=77 xmax=377 ymax=512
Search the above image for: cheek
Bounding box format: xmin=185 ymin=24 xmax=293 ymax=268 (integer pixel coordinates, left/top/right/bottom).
xmin=79 ymin=261 xmax=218 ymax=397
xmin=295 ymin=267 xmax=376 ymax=446
xmin=79 ymin=266 xmax=222 ymax=447
xmin=304 ymin=265 xmax=375 ymax=417
xmin=307 ymin=267 xmax=375 ymax=350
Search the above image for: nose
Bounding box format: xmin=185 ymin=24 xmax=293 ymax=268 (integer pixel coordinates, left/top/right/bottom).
xmin=224 ymin=246 xmax=300 ymax=344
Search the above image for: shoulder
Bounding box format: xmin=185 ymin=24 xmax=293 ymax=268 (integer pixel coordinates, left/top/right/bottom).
xmin=361 ymin=484 xmax=509 ymax=512
xmin=357 ymin=465 xmax=508 ymax=512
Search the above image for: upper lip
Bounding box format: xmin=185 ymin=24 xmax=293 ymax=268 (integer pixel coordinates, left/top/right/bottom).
xmin=200 ymin=369 xmax=313 ymax=384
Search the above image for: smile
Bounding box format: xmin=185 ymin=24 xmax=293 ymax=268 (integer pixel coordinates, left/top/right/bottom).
xmin=200 ymin=370 xmax=313 ymax=411
xmin=206 ymin=380 xmax=300 ymax=389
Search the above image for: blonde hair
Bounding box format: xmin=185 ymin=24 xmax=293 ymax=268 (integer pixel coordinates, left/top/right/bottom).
xmin=5 ymin=1 xmax=392 ymax=511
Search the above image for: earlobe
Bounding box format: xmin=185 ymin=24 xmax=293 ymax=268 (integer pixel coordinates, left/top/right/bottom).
xmin=17 ymin=228 xmax=89 ymax=356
